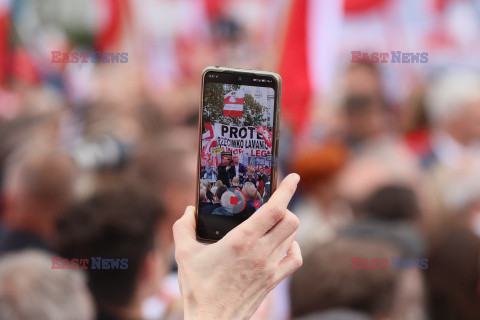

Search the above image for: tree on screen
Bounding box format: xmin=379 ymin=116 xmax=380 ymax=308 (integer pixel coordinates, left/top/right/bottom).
xmin=202 ymin=83 xmax=266 ymax=130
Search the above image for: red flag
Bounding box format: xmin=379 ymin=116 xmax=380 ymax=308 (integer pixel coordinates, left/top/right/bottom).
xmin=203 ymin=123 xmax=214 ymax=140
xmin=0 ymin=2 xmax=9 ymax=84
xmin=278 ymin=0 xmax=343 ymax=139
xmin=255 ymin=126 xmax=273 ymax=148
xmin=278 ymin=0 xmax=310 ymax=135
xmin=95 ymin=0 xmax=130 ymax=51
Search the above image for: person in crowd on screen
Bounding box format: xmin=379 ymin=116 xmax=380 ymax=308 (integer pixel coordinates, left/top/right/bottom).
xmin=256 ymin=175 xmax=265 ymax=199
xmin=0 ymin=250 xmax=95 ymax=320
xmin=257 ymin=165 xmax=269 ymax=185
xmin=212 ymin=191 xmax=236 ymax=216
xmin=0 ymin=144 xmax=76 ymax=256
xmin=203 ymin=159 xmax=217 ymax=182
xmin=202 ymin=185 xmax=228 ymax=215
xmin=215 ymin=180 xmax=223 ymax=187
xmin=265 ymin=165 xmax=271 ymax=175
xmin=231 ymin=176 xmax=241 ymax=188
xmin=229 ymin=156 xmax=246 ymax=183
xmin=244 ymin=172 xmax=256 ymax=184
xmin=200 ymin=179 xmax=214 ymax=203
xmin=236 ymin=182 xmax=258 ymax=219
xmin=263 ymin=175 xmax=272 ymax=203
xmin=217 ymin=155 xmax=235 ymax=187
xmin=198 ymin=189 xmax=209 ymax=210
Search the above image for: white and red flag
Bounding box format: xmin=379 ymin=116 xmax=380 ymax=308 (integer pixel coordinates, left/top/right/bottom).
xmin=255 ymin=126 xmax=273 ymax=148
xmin=223 ymin=90 xmax=245 ymax=117
xmin=202 ymin=123 xmax=214 ymax=140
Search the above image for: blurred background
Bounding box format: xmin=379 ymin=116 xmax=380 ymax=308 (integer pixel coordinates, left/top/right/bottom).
xmin=0 ymin=0 xmax=480 ymax=319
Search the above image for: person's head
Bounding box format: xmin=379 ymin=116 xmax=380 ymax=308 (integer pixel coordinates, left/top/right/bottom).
xmin=222 ymin=155 xmax=229 ymax=165
xmin=215 ymin=185 xmax=228 ymax=203
xmin=200 ymin=179 xmax=210 ymax=191
xmin=215 ymin=180 xmax=223 ymax=187
xmin=339 ymin=63 xmax=387 ymax=143
xmin=220 ymin=191 xmax=236 ymax=211
xmin=424 ymin=222 xmax=480 ymax=320
xmin=199 ymin=189 xmax=207 ymax=202
xmin=211 ymin=186 xmax=218 ymax=196
xmin=56 ymin=187 xmax=167 ymax=317
xmin=292 ymin=141 xmax=348 ymax=204
xmin=362 ymin=184 xmax=420 ymax=222
xmin=232 ymin=176 xmax=240 ymax=185
xmin=259 ymin=166 xmax=264 ymax=174
xmin=290 ymin=238 xmax=401 ymax=319
xmin=207 ymin=159 xmax=212 ymax=166
xmin=426 ymin=70 xmax=480 ymax=144
xmin=129 ymin=133 xmax=196 ymax=238
xmin=233 ymin=156 xmax=239 ymax=164
xmin=248 ymin=172 xmax=253 ymax=178
xmin=242 ymin=182 xmax=257 ymax=202
xmin=0 ymin=250 xmax=94 ymax=320
xmin=2 ymin=144 xmax=76 ymax=240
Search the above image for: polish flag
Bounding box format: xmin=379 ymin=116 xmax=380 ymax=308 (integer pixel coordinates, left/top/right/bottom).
xmin=202 ymin=123 xmax=214 ymax=140
xmin=278 ymin=0 xmax=344 ymax=137
xmin=223 ymin=90 xmax=245 ymax=117
xmin=255 ymin=126 xmax=273 ymax=148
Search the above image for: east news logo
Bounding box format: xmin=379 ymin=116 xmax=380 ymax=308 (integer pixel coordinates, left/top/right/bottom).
xmin=351 ymin=257 xmax=428 ymax=270
xmin=51 ymin=257 xmax=128 ymax=270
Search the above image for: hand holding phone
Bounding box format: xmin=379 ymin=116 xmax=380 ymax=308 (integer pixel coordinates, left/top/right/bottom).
xmin=175 ymin=174 xmax=302 ymax=320
xmin=196 ymin=67 xmax=281 ymax=242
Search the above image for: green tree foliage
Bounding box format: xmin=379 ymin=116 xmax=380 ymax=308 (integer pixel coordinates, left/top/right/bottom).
xmin=202 ymin=83 xmax=266 ymax=132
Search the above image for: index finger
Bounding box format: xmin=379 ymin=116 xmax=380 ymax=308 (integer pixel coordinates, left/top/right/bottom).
xmin=239 ymin=173 xmax=300 ymax=237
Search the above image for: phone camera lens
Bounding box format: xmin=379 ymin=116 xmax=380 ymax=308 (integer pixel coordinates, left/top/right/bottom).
xmin=238 ymin=77 xmax=242 ymax=81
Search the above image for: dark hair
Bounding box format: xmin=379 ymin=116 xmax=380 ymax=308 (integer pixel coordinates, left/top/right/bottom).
xmin=362 ymin=184 xmax=419 ymax=221
xmin=215 ymin=185 xmax=228 ymax=199
xmin=425 ymin=222 xmax=480 ymax=320
xmin=290 ymin=238 xmax=400 ymax=318
xmin=56 ymin=187 xmax=165 ymax=310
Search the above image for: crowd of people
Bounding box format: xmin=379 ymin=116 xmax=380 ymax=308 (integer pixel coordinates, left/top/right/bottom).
xmin=0 ymin=0 xmax=480 ymax=319
xmin=199 ymin=155 xmax=272 ymax=217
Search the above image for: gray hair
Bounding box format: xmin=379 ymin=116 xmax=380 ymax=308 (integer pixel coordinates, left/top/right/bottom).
xmin=0 ymin=250 xmax=94 ymax=320
xmin=220 ymin=191 xmax=236 ymax=210
xmin=242 ymin=183 xmax=257 ymax=201
xmin=426 ymin=70 xmax=480 ymax=125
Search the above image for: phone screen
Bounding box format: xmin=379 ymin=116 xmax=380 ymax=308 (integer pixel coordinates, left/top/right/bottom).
xmin=196 ymin=69 xmax=280 ymax=242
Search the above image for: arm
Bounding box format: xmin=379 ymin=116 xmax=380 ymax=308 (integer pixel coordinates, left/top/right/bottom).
xmin=173 ymin=174 xmax=302 ymax=320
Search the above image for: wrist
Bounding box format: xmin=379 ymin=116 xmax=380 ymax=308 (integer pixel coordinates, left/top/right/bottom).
xmin=184 ymin=305 xmax=233 ymax=320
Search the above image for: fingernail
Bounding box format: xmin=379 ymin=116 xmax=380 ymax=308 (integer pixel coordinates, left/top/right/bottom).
xmin=292 ymin=173 xmax=300 ymax=183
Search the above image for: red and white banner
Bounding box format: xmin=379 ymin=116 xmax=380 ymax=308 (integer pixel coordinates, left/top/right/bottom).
xmin=279 ymin=0 xmax=344 ymax=137
xmin=255 ymin=126 xmax=273 ymax=148
xmin=223 ymin=90 xmax=245 ymax=117
xmin=201 ymin=123 xmax=272 ymax=166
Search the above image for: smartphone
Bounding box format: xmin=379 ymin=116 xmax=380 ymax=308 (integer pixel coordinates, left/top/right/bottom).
xmin=196 ymin=66 xmax=281 ymax=242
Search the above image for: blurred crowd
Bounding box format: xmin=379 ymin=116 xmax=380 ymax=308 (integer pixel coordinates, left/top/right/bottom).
xmin=1 ymin=0 xmax=480 ymax=320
